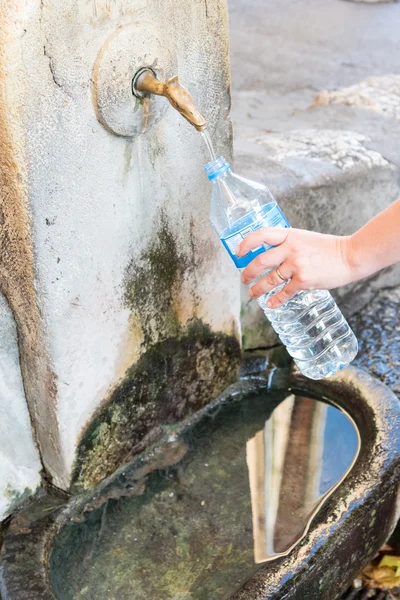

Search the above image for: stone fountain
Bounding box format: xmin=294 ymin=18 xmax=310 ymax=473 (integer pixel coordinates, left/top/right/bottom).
xmin=0 ymin=1 xmax=399 ymax=599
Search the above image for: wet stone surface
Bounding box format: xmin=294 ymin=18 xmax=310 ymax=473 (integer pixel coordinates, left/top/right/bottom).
xmin=349 ymin=285 xmax=400 ymax=559
xmin=51 ymin=388 xmax=359 ymax=600
xmin=349 ymin=287 xmax=400 ymax=396
xmin=73 ymin=321 xmax=240 ymax=490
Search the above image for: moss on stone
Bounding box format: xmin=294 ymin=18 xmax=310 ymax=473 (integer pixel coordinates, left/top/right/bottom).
xmin=124 ymin=210 xmax=188 ymax=346
xmin=4 ymin=484 xmax=34 ymax=513
xmin=72 ymin=320 xmax=240 ymax=490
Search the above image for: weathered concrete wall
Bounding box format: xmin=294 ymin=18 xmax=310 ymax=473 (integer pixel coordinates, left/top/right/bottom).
xmin=0 ymin=294 xmax=41 ymax=517
xmin=0 ymin=0 xmax=238 ymax=502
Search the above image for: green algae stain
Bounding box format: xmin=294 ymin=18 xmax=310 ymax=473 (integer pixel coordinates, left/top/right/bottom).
xmin=73 ymin=320 xmax=240 ymax=490
xmin=147 ymin=136 xmax=166 ymax=170
xmin=124 ymin=210 xmax=186 ymax=346
xmin=4 ymin=484 xmax=34 ymax=513
xmin=133 ymin=96 xmax=145 ymax=112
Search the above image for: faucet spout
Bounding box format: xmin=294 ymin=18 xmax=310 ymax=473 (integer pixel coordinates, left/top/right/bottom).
xmin=133 ymin=69 xmax=207 ymax=132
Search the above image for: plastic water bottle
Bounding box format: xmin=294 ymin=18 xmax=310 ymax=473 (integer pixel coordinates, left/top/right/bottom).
xmin=204 ymin=156 xmax=358 ymax=380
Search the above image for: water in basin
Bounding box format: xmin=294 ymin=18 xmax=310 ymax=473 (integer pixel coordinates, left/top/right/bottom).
xmin=50 ymin=388 xmax=360 ymax=600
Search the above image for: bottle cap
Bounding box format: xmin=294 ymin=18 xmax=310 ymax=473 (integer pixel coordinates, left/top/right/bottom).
xmin=204 ymin=156 xmax=231 ymax=181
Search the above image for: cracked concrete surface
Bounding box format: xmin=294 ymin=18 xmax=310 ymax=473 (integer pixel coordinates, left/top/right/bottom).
xmin=43 ymin=46 xmax=64 ymax=91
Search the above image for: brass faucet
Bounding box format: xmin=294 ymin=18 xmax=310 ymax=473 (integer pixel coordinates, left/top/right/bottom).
xmin=133 ymin=68 xmax=207 ymax=132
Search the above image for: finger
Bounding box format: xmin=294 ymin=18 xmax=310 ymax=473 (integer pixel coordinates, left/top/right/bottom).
xmin=241 ymin=246 xmax=287 ymax=285
xmin=265 ymin=280 xmax=301 ymax=309
xmin=237 ymin=227 xmax=290 ymax=257
xmin=249 ymin=263 xmax=292 ymax=298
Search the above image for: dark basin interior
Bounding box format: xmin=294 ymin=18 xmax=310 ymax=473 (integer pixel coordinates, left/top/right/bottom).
xmin=50 ymin=385 xmax=360 ymax=600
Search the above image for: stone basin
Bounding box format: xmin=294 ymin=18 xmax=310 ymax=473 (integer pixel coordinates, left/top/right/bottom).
xmin=1 ymin=364 xmax=400 ymax=600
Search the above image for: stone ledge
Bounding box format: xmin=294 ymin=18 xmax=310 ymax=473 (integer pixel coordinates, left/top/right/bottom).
xmin=349 ymin=285 xmax=400 ymax=396
xmin=312 ymin=75 xmax=400 ymax=120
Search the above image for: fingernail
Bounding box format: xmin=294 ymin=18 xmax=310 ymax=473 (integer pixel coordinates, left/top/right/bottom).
xmin=249 ymin=288 xmax=254 ymax=298
xmin=266 ymin=299 xmax=272 ymax=308
xmin=236 ymin=247 xmax=243 ymax=257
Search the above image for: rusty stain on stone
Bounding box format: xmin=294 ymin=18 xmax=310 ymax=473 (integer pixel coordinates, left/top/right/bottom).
xmin=0 ymin=11 xmax=66 ymax=486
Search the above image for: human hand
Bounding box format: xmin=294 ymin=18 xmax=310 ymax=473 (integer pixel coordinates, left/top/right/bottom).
xmin=237 ymin=228 xmax=355 ymax=309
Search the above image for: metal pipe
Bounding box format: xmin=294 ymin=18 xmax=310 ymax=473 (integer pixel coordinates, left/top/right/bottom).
xmin=132 ymin=68 xmax=207 ymax=132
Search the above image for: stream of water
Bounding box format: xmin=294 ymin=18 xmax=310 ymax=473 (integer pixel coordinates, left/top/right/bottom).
xmin=201 ymin=129 xmax=217 ymax=162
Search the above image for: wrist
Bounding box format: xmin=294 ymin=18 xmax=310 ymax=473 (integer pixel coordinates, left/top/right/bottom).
xmin=341 ymin=233 xmax=367 ymax=282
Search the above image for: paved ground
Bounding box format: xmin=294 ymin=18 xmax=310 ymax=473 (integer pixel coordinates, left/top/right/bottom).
xmin=229 ymin=0 xmax=400 ymax=136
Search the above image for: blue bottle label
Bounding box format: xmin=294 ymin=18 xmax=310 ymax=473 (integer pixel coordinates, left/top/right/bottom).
xmin=220 ymin=203 xmax=290 ymax=269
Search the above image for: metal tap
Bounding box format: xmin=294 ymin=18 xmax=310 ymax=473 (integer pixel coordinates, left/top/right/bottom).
xmin=132 ymin=68 xmax=207 ymax=132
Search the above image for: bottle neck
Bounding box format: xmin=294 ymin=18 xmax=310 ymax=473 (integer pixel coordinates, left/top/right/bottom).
xmin=213 ymin=168 xmax=231 ymax=182
xmin=204 ymin=156 xmax=231 ymax=181
xmin=206 ymin=157 xmax=243 ymax=217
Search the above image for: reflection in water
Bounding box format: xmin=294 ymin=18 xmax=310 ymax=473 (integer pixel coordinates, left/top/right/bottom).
xmin=50 ymin=391 xmax=360 ymax=600
xmin=247 ymin=396 xmax=360 ymax=563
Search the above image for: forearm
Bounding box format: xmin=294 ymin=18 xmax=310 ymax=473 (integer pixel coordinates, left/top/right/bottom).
xmin=237 ymin=198 xmax=400 ymax=309
xmin=347 ymin=198 xmax=400 ymax=281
